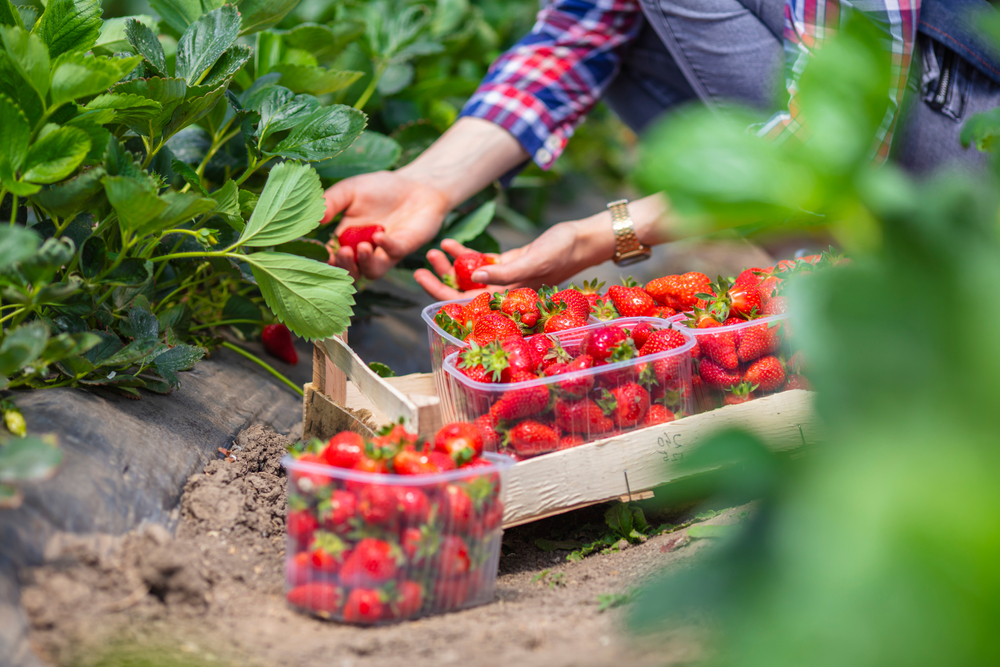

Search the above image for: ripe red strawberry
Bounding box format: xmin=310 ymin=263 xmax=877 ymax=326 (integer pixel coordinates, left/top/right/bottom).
xmin=441 ymin=484 xmax=475 ymax=533
xmin=712 ymin=273 xmax=763 ymax=319
xmin=474 ymin=414 xmax=500 ymax=450
xmin=527 ymin=334 xmax=555 ymax=368
xmin=433 ymin=575 xmax=470 ymax=611
xmin=507 ymin=420 xmax=559 ymax=456
xmin=607 ymin=284 xmax=657 ymax=317
xmin=290 ymin=452 xmax=330 ymax=491
xmin=437 ymin=535 xmax=471 ymax=577
xmin=262 ymin=323 xmax=298 ymax=364
xmin=582 ymin=325 xmax=628 ymax=364
xmin=737 ymin=321 xmax=782 ymax=363
xmin=434 ymin=304 xmax=472 ymax=340
xmin=785 ymin=374 xmax=811 ymax=390
xmin=548 ymin=288 xmax=590 ymax=321
xmin=452 ymin=253 xmax=497 ymax=291
xmin=643 ymin=404 xmax=676 ymax=426
xmin=471 ymin=312 xmax=521 ymax=345
xmin=489 ymin=374 xmax=550 ymax=421
xmin=339 ymin=538 xmax=402 ymax=587
xmin=559 ymin=434 xmax=585 ymax=449
xmin=571 ymin=279 xmax=606 ymax=312
xmin=544 ymin=354 xmax=594 ymax=399
xmin=392 ymin=446 xmax=457 ymax=474
xmin=386 ymin=580 xmax=424 ymax=620
xmin=343 ymin=588 xmax=384 ymax=623
xmin=395 ymin=486 xmax=431 ymax=524
xmin=597 ymin=382 xmax=650 ymax=428
xmin=461 ymin=291 xmax=494 ymax=325
xmin=495 ymin=335 xmax=539 ymax=381
xmin=309 ymin=531 xmax=349 ymax=573
xmin=338 ymin=225 xmax=384 ymax=253
xmin=744 ymin=355 xmax=786 ymax=392
xmin=321 ymin=431 xmax=365 ymax=468
xmin=554 ymin=397 xmax=613 ymax=434
xmin=433 ymin=422 xmax=484 ymax=464
xmin=287 ymin=551 xmax=313 ymax=587
xmin=629 ymin=323 xmax=655 ymax=350
xmin=699 ymin=358 xmax=742 ymax=389
xmin=763 ymin=296 xmax=788 ymax=315
xmin=640 ymin=328 xmax=688 ymax=355
xmin=287 ymin=582 xmax=344 ymax=614
xmin=723 ymin=382 xmax=756 ymax=405
xmin=693 ymin=317 xmax=739 ymax=370
xmin=320 ymin=489 xmax=356 ymax=533
xmin=655 ymin=306 xmax=678 ymax=319
xmin=287 ymin=508 xmax=318 ymax=547
xmin=542 ymin=310 xmax=587 ymax=334
xmin=492 ymin=288 xmax=540 ymax=329
xmin=645 ymin=272 xmax=712 ymax=311
xmin=357 ymin=484 xmax=398 ymax=525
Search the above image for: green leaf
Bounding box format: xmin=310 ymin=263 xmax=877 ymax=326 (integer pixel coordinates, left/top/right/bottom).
xmin=315 ymin=130 xmax=400 ymax=179
xmin=0 ymin=322 xmax=48 ymax=376
xmin=16 ymin=7 xmax=36 ymax=31
xmin=106 ymin=259 xmax=152 ymax=287
xmin=210 ymin=179 xmax=242 ymax=230
xmin=174 ymin=5 xmax=240 ymax=86
xmin=961 ymin=108 xmax=1000 ymax=153
xmin=124 ymin=17 xmax=167 ymax=76
xmin=269 ymin=64 xmax=362 ymax=96
xmin=377 ymin=62 xmax=413 ymax=96
xmin=237 ymin=188 xmax=258 ymax=218
xmin=139 ymin=190 xmax=216 ymax=237
xmin=84 ymin=93 xmax=163 ymax=124
xmin=254 ymin=29 xmax=281 ymax=77
xmin=0 ymin=26 xmax=49 ymax=100
xmin=256 ymin=88 xmax=319 ymax=143
xmin=0 ymin=436 xmax=62 ymax=482
xmin=368 ymin=361 xmax=395 ymax=378
xmin=39 ymin=331 xmax=101 ymax=365
xmin=0 ymin=93 xmax=29 ymax=173
xmin=93 ymin=15 xmax=158 ymax=55
xmin=83 ymin=331 xmax=121 ymax=365
xmin=237 ymin=161 xmax=325 ymax=247
xmin=235 ymin=0 xmax=298 ymax=35
xmin=283 ymin=22 xmax=363 ymax=63
xmin=33 ymin=0 xmax=102 ymax=59
xmin=102 ymin=174 xmax=167 ymax=233
xmin=431 ymin=0 xmax=468 ymax=37
xmin=444 ymin=200 xmax=495 ymax=244
xmin=605 ymin=503 xmax=634 ymax=540
xmin=0 ymin=0 xmax=24 ymax=29
xmin=171 ymin=158 xmax=205 ymax=194
xmin=147 ymin=0 xmax=220 ymax=35
xmin=273 ymin=238 xmax=329 ymax=262
xmin=0 ymin=224 xmax=40 ymax=270
xmin=269 ymin=104 xmax=367 ymax=162
xmin=22 ymin=125 xmax=90 ymax=184
xmin=244 ymin=251 xmax=356 ymax=340
xmin=49 ymin=53 xmax=142 ymax=108
xmin=97 ymin=337 xmax=161 ymax=367
xmin=152 ymin=343 xmax=205 ymax=387
xmin=163 ymin=83 xmax=227 ymax=138
xmin=111 ymin=76 xmax=187 ymax=137
xmin=78 ymin=235 xmax=105 ymax=278
xmin=121 ymin=304 xmax=160 ymax=340
xmin=201 ymin=43 xmax=250 ymax=87
xmin=221 ymin=293 xmax=260 ymax=336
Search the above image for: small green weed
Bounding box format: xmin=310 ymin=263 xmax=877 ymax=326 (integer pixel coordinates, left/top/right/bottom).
xmin=597 ymin=588 xmax=639 ymax=612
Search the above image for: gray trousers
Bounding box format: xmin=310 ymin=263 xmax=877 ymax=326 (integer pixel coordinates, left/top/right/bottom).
xmin=604 ymin=0 xmax=998 ymax=175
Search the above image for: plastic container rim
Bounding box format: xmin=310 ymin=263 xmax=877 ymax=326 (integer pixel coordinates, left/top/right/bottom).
xmin=674 ymin=312 xmax=789 ymax=333
xmin=441 ymin=318 xmax=697 ymax=390
xmin=281 ymin=451 xmax=516 ymax=486
xmin=421 ymin=298 xmax=475 ymax=348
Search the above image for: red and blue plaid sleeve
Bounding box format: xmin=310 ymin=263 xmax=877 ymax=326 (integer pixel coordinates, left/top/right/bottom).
xmin=458 ymin=0 xmax=643 ymax=171
xmin=758 ymin=0 xmax=920 ymax=163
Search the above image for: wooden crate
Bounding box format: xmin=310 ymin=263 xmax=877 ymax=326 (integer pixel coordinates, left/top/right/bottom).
xmin=304 ymin=339 xmax=818 ymax=527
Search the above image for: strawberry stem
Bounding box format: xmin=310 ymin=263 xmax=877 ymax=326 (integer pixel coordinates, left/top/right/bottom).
xmin=221 ymin=341 xmax=304 ymax=397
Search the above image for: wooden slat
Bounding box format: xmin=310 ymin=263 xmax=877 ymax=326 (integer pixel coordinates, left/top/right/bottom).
xmin=302 ymin=383 xmax=376 ymax=441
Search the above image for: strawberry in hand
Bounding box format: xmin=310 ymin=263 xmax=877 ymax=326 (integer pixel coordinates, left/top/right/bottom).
xmin=337 ymin=225 xmax=385 ymax=254
xmin=449 ymin=252 xmax=498 ymax=291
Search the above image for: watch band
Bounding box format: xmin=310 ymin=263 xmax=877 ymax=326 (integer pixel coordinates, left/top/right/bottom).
xmin=608 ymin=199 xmax=651 ymax=266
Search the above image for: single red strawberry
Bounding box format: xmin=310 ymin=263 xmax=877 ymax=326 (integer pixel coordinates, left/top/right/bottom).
xmin=287 ymin=551 xmax=313 ymax=587
xmin=645 ymin=272 xmax=712 ymax=311
xmin=401 ymin=525 xmax=439 ymax=564
xmin=629 ymin=323 xmax=655 ymax=350
xmin=691 ymin=315 xmax=739 ymax=370
xmin=394 ymin=486 xmax=430 ymax=525
xmin=699 ymin=358 xmax=742 ymax=389
xmin=461 ymin=291 xmax=494 ymax=325
xmin=321 ymin=431 xmax=365 ymax=468
xmin=654 ymin=306 xmax=678 ymax=319
xmin=597 ymin=382 xmax=650 ymax=428
xmin=338 ymin=225 xmax=384 ymax=253
xmin=554 ymin=397 xmax=613 ymax=434
xmin=452 ymin=253 xmax=497 ymax=291
xmin=287 ymin=508 xmax=318 ymax=547
xmin=441 ymin=484 xmax=475 ymax=533
xmin=437 ymin=535 xmax=471 ymax=577
xmin=542 ymin=310 xmax=587 ymax=334
xmin=339 ymin=538 xmax=402 ymax=587
xmin=737 ymin=321 xmax=782 ymax=363
xmin=723 ymin=381 xmax=756 ymax=405
xmin=386 ymin=580 xmax=424 ymax=620
xmin=640 ymin=328 xmax=688 ymax=355
xmin=357 ymin=484 xmax=398 ymax=526
xmin=527 ymin=334 xmax=555 ymax=368
xmin=309 ymin=531 xmax=349 ymax=573
xmin=434 ymin=305 xmax=472 ymax=340
xmin=744 ymin=355 xmax=786 ymax=392
xmin=507 ymin=420 xmax=559 ymax=456
xmin=342 ymin=588 xmax=385 ymax=623
xmin=495 ymin=335 xmax=539 ymax=381
xmin=711 ymin=273 xmax=762 ymax=319
xmin=582 ymin=325 xmax=628 ymax=364
xmin=489 ymin=373 xmax=550 ymax=421
xmin=491 ymin=288 xmax=541 ymax=329
xmin=559 ymin=434 xmax=585 ymax=449
xmin=571 ymin=279 xmax=606 ymax=312
xmin=433 ymin=575 xmax=470 ymax=611
xmin=607 ymin=284 xmax=657 ymax=317
xmin=763 ymin=296 xmax=788 ymax=315
xmin=474 ymin=414 xmax=500 ymax=450
xmin=262 ymin=323 xmax=298 ymax=364
xmin=643 ymin=404 xmax=676 ymax=426
xmin=457 ymin=341 xmax=507 ymax=382
xmin=433 ymin=422 xmax=484 ymax=464
xmin=471 ymin=312 xmax=522 ymax=346
xmin=785 ymin=374 xmax=811 ymax=390
xmin=544 ymin=354 xmax=594 ymax=399
xmin=548 ymin=287 xmax=590 ymax=321
xmin=320 ymin=489 xmax=356 ymax=533
xmin=287 ymin=582 xmax=344 ymax=614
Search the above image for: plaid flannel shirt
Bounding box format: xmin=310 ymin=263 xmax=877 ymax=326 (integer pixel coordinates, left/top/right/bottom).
xmin=459 ymin=0 xmax=920 ymax=170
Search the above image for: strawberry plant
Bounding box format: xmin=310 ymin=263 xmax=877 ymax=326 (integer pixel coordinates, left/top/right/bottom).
xmin=0 ymin=0 xmax=366 ymax=409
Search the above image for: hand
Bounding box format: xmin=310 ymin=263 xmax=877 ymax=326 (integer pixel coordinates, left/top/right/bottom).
xmin=323 ymin=171 xmax=451 ymax=280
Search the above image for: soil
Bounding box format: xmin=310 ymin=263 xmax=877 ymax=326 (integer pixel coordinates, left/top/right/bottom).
xmin=20 ymin=425 xmax=748 ymax=667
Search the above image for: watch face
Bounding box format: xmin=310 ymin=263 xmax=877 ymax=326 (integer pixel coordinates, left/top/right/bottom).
xmin=615 ymin=252 xmax=651 ymax=267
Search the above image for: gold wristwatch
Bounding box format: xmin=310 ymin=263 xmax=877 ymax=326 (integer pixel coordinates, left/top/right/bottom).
xmin=608 ymin=199 xmax=651 ymax=267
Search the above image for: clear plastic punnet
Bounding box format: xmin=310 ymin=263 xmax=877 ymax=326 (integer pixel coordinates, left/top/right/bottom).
xmin=421 ymin=298 xmax=473 ymax=376
xmin=675 ymin=313 xmax=800 ymax=413
xmin=439 ymin=318 xmax=696 ymax=459
xmin=282 ymin=451 xmax=515 ymax=624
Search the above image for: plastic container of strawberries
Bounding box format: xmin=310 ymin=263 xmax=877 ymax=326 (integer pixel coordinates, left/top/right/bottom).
xmin=421 ymin=298 xmax=474 ymax=376
xmin=438 ymin=318 xmax=697 ymax=459
xmin=282 ymin=451 xmax=515 ymax=624
xmin=675 ymin=313 xmax=799 ymax=412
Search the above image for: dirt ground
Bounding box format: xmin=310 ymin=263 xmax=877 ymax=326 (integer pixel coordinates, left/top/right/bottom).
xmin=20 ymin=425 xmax=747 ymax=667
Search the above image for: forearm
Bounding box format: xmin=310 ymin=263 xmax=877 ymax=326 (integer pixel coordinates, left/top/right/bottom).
xmin=395 ymin=117 xmax=530 ymax=210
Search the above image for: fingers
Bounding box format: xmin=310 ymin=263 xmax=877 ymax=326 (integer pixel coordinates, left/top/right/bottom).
xmin=470 ymin=251 xmax=541 ymax=286
xmin=439 ymin=239 xmax=475 ymax=259
xmin=426 ymin=248 xmax=455 ymax=278
xmin=322 ymin=180 xmax=354 ymax=225
xmin=332 ymin=246 xmax=360 ymax=279
xmin=414 ymin=269 xmax=465 ymax=301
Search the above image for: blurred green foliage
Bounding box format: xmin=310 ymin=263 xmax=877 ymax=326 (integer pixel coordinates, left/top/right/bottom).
xmin=631 ymin=11 xmax=1000 ymax=666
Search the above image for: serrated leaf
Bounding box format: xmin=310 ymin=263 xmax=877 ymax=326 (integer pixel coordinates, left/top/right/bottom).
xmin=63 ymin=115 xmax=110 ymax=165
xmin=0 ymin=26 xmax=49 ymax=100
xmin=122 ymin=304 xmax=159 ymax=340
xmin=152 ymin=343 xmax=205 ymax=387
xmin=254 ymin=88 xmax=318 ymax=143
xmin=147 ymin=0 xmax=220 ymax=35
xmin=269 ymin=104 xmax=367 ymax=162
xmin=175 ymin=5 xmax=240 ymax=86
xmin=39 ymin=331 xmax=101 ymax=365
xmin=16 ymin=7 xmax=36 ymax=31
xmin=22 ymin=125 xmax=90 ymax=184
xmin=124 ymin=18 xmax=167 ymax=76
xmin=0 ymin=321 xmax=48 ymax=376
xmin=0 ymin=436 xmax=62 ymax=483
xmin=315 ymin=130 xmax=400 ymax=179
xmin=84 ymin=331 xmax=121 ymax=365
xmin=111 ymin=76 xmax=187 ymax=137
xmin=97 ymin=337 xmax=161 ymax=367
xmin=0 ymin=0 xmax=24 ymax=29
xmin=244 ymin=251 xmax=355 ymax=340
xmin=269 ymin=64 xmax=362 ymax=96
xmin=201 ymin=43 xmax=250 ymax=87
xmin=0 ymin=224 xmax=40 ymax=270
xmin=163 ymin=83 xmax=226 ymax=138
xmin=0 ymin=92 xmax=28 ymax=173
xmin=34 ymin=0 xmax=102 ymax=59
xmin=78 ymin=235 xmax=105 ymax=278
xmin=138 ymin=190 xmax=216 ymax=237
xmin=445 ymin=200 xmax=494 ymax=244
xmin=283 ymin=23 xmax=361 ymax=63
xmin=254 ymin=29 xmax=281 ymax=77
xmin=236 ymin=0 xmax=298 ymax=35
xmin=49 ymin=52 xmax=142 ymax=108
xmin=103 ymin=174 xmax=167 ymax=233
xmin=94 ymin=15 xmax=158 ymax=55
xmin=85 ymin=93 xmax=163 ymax=124
xmin=210 ymin=179 xmax=242 ymax=230
xmin=171 ymin=158 xmax=205 ymax=194
xmin=237 ymin=188 xmax=258 ymax=217
xmin=237 ymin=161 xmax=324 ymax=247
